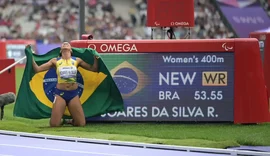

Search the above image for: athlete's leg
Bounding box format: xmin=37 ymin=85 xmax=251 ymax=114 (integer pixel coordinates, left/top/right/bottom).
xmin=50 ymin=95 xmax=66 ymax=127
xmin=67 ymin=95 xmax=86 ymax=127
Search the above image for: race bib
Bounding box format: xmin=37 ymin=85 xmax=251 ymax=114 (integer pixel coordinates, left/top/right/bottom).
xmin=59 ymin=66 xmax=77 ymax=79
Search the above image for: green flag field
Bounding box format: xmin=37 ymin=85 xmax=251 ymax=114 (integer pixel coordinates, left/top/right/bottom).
xmin=13 ymin=46 xmax=124 ymax=119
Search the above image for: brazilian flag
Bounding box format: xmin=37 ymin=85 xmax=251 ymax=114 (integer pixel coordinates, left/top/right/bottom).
xmin=13 ymin=46 xmax=124 ymax=119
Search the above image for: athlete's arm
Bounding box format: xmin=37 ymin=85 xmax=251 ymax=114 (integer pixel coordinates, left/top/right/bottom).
xmin=32 ymin=58 xmax=56 ymax=73
xmin=77 ymin=56 xmax=99 ymax=72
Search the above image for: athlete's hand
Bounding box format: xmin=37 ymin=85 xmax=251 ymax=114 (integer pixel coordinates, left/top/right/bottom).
xmin=94 ymin=55 xmax=99 ymax=59
xmin=25 ymin=44 xmax=35 ymax=55
xmin=25 ymin=44 xmax=31 ymax=49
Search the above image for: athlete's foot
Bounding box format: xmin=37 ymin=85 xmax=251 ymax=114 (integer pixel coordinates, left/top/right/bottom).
xmin=61 ymin=119 xmax=73 ymax=125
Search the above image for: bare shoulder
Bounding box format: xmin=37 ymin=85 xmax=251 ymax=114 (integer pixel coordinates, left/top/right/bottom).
xmin=76 ymin=57 xmax=82 ymax=61
xmin=76 ymin=57 xmax=82 ymax=63
xmin=50 ymin=58 xmax=57 ymax=65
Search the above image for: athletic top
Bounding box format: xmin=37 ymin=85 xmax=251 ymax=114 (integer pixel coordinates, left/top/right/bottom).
xmin=56 ymin=57 xmax=78 ymax=83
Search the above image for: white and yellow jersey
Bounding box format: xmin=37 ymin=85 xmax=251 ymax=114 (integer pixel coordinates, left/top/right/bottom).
xmin=56 ymin=57 xmax=78 ymax=83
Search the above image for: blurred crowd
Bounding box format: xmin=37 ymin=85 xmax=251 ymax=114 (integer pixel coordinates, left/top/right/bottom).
xmin=261 ymin=0 xmax=270 ymax=16
xmin=0 ymin=0 xmax=236 ymax=43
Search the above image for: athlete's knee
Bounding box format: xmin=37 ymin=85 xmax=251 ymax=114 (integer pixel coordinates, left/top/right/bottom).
xmin=50 ymin=119 xmax=61 ymax=127
xmin=50 ymin=123 xmax=61 ymax=127
xmin=73 ymin=119 xmax=86 ymax=127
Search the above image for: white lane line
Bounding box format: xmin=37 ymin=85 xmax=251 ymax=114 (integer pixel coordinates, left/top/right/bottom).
xmin=0 ymin=154 xmax=14 ymax=156
xmin=0 ymin=144 xmax=131 ymax=156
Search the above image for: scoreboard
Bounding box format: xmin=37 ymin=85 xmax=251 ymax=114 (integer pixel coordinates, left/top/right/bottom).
xmin=89 ymin=52 xmax=234 ymax=121
xmin=71 ymin=39 xmax=270 ymax=124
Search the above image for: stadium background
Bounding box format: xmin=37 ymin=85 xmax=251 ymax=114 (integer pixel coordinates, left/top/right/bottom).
xmin=0 ymin=0 xmax=269 ymax=48
xmin=0 ymin=0 xmax=238 ymax=43
xmin=0 ymin=0 xmax=270 ymax=152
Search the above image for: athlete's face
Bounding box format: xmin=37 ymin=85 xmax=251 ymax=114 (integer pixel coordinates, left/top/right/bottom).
xmin=61 ymin=42 xmax=72 ymax=55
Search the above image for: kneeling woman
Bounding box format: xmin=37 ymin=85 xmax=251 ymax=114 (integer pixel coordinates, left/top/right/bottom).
xmin=30 ymin=42 xmax=99 ymax=127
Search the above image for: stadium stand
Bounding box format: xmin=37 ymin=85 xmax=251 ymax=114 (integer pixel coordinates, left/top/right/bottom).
xmin=0 ymin=0 xmax=235 ymax=42
xmin=260 ymin=0 xmax=270 ymax=16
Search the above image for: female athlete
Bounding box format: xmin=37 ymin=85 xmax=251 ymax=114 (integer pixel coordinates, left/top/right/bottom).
xmin=29 ymin=42 xmax=99 ymax=127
